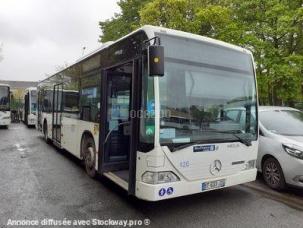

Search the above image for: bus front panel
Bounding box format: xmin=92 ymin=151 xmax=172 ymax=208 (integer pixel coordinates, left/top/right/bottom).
xmin=135 ymin=32 xmax=258 ymax=201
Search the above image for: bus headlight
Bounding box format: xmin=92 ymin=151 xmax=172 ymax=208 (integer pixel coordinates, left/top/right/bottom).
xmin=142 ymin=171 xmax=180 ymax=184
xmin=243 ymin=160 xmax=256 ymax=170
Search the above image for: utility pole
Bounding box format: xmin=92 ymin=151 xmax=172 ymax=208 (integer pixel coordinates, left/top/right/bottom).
xmin=82 ymin=46 xmax=86 ymax=56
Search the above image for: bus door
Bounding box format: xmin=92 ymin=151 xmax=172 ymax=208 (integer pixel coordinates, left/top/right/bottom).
xmin=52 ymin=84 xmax=63 ymax=145
xmin=37 ymin=90 xmax=42 ymax=130
xmin=99 ymin=60 xmax=140 ymax=194
xmin=24 ymin=92 xmax=29 ymax=124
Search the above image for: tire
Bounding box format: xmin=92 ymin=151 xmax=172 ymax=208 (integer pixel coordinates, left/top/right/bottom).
xmin=81 ymin=135 xmax=97 ymax=178
xmin=262 ymin=157 xmax=286 ymax=190
xmin=43 ymin=122 xmax=50 ymax=144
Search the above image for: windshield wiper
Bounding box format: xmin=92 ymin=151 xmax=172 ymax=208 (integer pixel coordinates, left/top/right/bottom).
xmin=207 ymin=130 xmax=253 ymax=147
xmin=232 ymin=134 xmax=252 ymax=146
xmin=170 ymin=140 xmax=222 ymax=152
xmin=167 ymin=130 xmax=252 ymax=152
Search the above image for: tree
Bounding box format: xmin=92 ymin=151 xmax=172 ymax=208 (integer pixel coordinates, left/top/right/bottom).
xmin=140 ymin=0 xmax=232 ymax=36
xmin=231 ymin=0 xmax=303 ymax=105
xmin=99 ymin=0 xmax=303 ymax=105
xmin=140 ymin=0 xmax=303 ymax=105
xmin=99 ymin=0 xmax=151 ymax=42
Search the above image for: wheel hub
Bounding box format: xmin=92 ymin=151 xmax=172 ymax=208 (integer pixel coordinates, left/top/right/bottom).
xmin=86 ymin=146 xmax=95 ymax=168
xmin=265 ymin=162 xmax=280 ymax=185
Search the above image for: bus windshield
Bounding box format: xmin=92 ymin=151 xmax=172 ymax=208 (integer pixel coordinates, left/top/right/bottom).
xmin=0 ymin=86 xmax=10 ymax=111
xmin=158 ymin=34 xmax=257 ymax=146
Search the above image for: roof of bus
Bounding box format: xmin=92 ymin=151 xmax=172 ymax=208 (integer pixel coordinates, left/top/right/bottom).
xmin=25 ymin=87 xmax=37 ymax=91
xmin=0 ymin=83 xmax=10 ymax=87
xmin=40 ymin=25 xmax=252 ymax=83
xmin=141 ymin=25 xmax=251 ymax=54
xmin=78 ymin=25 xmax=251 ymax=63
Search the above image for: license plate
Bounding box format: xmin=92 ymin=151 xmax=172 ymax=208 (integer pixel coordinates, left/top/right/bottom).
xmin=202 ymin=179 xmax=226 ymax=191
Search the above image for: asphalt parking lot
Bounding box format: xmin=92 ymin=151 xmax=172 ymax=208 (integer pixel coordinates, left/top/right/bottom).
xmin=0 ymin=123 xmax=302 ymax=228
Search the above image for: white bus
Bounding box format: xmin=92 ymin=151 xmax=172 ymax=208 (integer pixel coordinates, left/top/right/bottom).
xmin=0 ymin=83 xmax=11 ymax=128
xmin=22 ymin=87 xmax=37 ymax=127
xmin=38 ymin=25 xmax=258 ymax=201
xmin=37 ymin=89 xmax=79 ymax=131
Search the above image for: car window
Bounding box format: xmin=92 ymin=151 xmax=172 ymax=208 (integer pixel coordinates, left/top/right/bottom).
xmin=226 ymin=110 xmax=240 ymax=122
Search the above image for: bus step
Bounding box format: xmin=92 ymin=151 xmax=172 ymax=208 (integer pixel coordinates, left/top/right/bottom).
xmin=103 ymin=172 xmax=128 ymax=190
xmin=52 ymin=140 xmax=62 ymax=149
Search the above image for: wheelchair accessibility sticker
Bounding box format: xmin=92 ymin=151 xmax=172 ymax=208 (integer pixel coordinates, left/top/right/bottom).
xmin=159 ymin=187 xmax=174 ymax=197
xmin=159 ymin=188 xmax=166 ymax=196
xmin=167 ymin=187 xmax=174 ymax=195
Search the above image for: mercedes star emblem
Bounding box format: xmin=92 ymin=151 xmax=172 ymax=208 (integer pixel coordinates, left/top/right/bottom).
xmin=210 ymin=160 xmax=222 ymax=175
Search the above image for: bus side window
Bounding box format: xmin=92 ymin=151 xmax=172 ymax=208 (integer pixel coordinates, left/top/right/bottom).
xmin=80 ymin=73 xmax=100 ymax=123
xmin=43 ymin=99 xmax=49 ymax=112
xmin=63 ymin=92 xmax=79 ymax=114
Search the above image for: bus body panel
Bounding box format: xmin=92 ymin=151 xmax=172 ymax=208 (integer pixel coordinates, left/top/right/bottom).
xmin=40 ymin=112 xmax=99 ymax=169
xmin=61 ymin=117 xmax=99 ymax=162
xmin=135 ymin=141 xmax=258 ymax=201
xmin=162 ymin=142 xmax=258 ymax=181
xmin=0 ymin=84 xmax=10 ymax=127
xmin=0 ymin=111 xmax=11 ymax=126
xmin=37 ymin=25 xmax=258 ymax=201
xmin=27 ymin=113 xmax=37 ymax=126
xmin=135 ymin=168 xmax=256 ymax=201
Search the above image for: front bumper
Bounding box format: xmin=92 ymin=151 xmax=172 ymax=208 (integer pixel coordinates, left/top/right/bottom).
xmin=27 ymin=115 xmax=37 ymax=126
xmin=135 ymin=169 xmax=257 ymax=201
xmin=0 ymin=118 xmax=10 ymax=126
xmin=283 ymin=158 xmax=303 ymax=188
xmin=28 ymin=118 xmax=36 ymax=126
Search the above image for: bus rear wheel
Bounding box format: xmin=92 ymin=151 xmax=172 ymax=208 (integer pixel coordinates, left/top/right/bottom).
xmin=43 ymin=122 xmax=50 ymax=144
xmin=82 ymin=136 xmax=96 ymax=178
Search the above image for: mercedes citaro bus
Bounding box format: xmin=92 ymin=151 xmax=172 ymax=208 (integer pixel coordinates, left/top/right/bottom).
xmin=37 ymin=25 xmax=258 ymax=201
xmin=0 ymin=83 xmax=11 ymax=128
xmin=22 ymin=87 xmax=37 ymax=127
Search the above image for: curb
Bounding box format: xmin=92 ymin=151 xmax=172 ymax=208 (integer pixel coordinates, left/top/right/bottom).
xmin=243 ymin=182 xmax=303 ymax=211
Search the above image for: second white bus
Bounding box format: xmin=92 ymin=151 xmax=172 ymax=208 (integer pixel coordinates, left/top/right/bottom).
xmin=22 ymin=87 xmax=37 ymax=127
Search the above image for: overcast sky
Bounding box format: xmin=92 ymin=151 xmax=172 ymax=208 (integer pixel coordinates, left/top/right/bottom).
xmin=0 ymin=0 xmax=120 ymax=82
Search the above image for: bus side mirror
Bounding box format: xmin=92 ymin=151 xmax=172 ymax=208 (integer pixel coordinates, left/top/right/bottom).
xmin=148 ymin=45 xmax=164 ymax=77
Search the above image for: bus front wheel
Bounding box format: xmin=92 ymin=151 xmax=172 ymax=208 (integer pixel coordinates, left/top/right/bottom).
xmin=82 ymin=135 xmax=96 ymax=178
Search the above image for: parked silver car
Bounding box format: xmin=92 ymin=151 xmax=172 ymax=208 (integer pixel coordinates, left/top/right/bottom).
xmin=258 ymin=106 xmax=303 ymax=190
